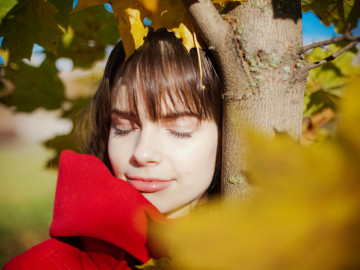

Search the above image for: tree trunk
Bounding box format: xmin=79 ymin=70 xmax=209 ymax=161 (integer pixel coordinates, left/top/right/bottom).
xmin=183 ymin=0 xmax=308 ymax=200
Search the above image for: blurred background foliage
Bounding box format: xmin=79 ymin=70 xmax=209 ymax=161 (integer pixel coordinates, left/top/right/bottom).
xmin=0 ymin=0 xmax=359 ymax=267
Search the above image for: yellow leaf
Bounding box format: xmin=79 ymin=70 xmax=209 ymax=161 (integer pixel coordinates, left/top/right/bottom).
xmin=136 ymin=257 xmax=172 ymax=269
xmin=171 ymin=23 xmax=196 ymax=52
xmin=61 ymin=26 xmax=75 ymax=48
xmin=109 ymin=0 xmax=201 ymax=59
xmin=111 ymin=1 xmax=150 ymax=59
xmin=142 ymin=0 xmax=158 ymax=13
xmin=0 ymin=48 xmax=9 ymax=66
xmin=150 ymin=0 xmax=200 ymax=51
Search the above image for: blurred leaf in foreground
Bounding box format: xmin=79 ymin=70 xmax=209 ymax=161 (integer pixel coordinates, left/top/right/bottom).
xmin=145 ymin=77 xmax=360 ymax=270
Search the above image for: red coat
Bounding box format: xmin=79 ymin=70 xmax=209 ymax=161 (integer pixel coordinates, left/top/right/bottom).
xmin=3 ymin=150 xmax=166 ymax=270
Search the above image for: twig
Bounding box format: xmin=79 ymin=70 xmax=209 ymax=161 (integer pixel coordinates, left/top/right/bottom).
xmin=189 ymin=16 xmax=205 ymax=90
xmin=301 ymin=32 xmax=360 ymax=53
xmin=307 ymin=41 xmax=357 ymax=70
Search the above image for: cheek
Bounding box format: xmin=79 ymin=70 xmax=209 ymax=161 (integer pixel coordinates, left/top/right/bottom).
xmin=107 ymin=135 xmax=133 ymax=177
xmin=177 ymin=129 xmax=218 ymax=184
xmin=195 ymin=127 xmax=218 ymax=167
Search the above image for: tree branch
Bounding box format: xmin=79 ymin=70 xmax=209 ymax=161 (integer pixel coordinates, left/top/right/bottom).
xmin=181 ymin=0 xmax=249 ymax=95
xmin=301 ymin=32 xmax=360 ymax=53
xmin=307 ymin=41 xmax=357 ymax=70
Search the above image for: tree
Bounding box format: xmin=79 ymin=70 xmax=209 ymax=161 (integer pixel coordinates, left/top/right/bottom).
xmin=0 ymin=0 xmax=359 ymax=199
xmin=186 ymin=1 xmax=307 ymax=199
xmin=182 ymin=0 xmax=360 ymax=200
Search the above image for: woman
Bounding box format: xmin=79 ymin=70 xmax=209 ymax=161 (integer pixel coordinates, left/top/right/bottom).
xmin=4 ymin=28 xmax=222 ymax=269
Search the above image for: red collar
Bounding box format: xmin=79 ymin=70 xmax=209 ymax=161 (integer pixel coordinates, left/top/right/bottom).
xmin=50 ymin=150 xmax=166 ymax=263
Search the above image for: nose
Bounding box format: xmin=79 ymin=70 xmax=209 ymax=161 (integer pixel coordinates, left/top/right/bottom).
xmin=130 ymin=124 xmax=163 ymax=167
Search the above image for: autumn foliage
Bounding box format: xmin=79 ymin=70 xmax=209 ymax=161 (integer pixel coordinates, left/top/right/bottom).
xmin=0 ymin=0 xmax=360 ymax=268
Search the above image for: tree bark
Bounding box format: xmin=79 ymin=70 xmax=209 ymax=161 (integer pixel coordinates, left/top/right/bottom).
xmin=183 ymin=0 xmax=307 ymax=200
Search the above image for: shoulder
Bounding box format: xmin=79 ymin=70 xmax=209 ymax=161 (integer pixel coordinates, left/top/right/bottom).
xmin=3 ymin=238 xmax=91 ymax=270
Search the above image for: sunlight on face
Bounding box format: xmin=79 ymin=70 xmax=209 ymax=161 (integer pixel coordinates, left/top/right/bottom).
xmin=107 ymin=89 xmax=218 ymax=218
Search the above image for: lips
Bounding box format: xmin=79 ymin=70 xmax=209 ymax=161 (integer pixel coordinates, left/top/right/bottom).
xmin=126 ymin=176 xmax=173 ymax=193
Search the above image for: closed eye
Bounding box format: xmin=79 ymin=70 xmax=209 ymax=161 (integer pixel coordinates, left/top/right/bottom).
xmin=111 ymin=118 xmax=138 ymax=137
xmin=113 ymin=127 xmax=133 ymax=136
xmin=169 ymin=130 xmax=192 ymax=139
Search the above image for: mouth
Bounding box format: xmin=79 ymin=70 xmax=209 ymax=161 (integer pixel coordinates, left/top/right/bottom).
xmin=126 ymin=176 xmax=174 ymax=193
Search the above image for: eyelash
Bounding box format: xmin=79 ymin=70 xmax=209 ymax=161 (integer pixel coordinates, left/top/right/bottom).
xmin=169 ymin=130 xmax=192 ymax=139
xmin=113 ymin=127 xmax=133 ymax=136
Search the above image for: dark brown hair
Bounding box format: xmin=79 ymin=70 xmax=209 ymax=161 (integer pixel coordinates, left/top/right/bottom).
xmin=79 ymin=28 xmax=222 ymax=193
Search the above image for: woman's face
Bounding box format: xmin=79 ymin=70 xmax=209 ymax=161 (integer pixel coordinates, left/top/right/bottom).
xmin=108 ymin=91 xmax=218 ymax=218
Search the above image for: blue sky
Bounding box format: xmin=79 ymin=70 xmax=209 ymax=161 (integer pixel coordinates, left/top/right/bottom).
xmin=302 ymin=11 xmax=339 ymax=45
xmin=302 ymin=11 xmax=360 ymax=44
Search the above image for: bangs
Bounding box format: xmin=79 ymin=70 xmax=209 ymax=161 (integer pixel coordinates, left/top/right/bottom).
xmin=111 ymin=29 xmax=220 ymax=123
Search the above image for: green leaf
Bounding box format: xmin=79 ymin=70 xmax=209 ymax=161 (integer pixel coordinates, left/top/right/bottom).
xmin=301 ymin=0 xmax=360 ymax=34
xmin=306 ymin=43 xmax=359 ymax=92
xmin=44 ymin=97 xmax=91 ymax=167
xmin=61 ymin=97 xmax=91 ymax=119
xmin=0 ymin=0 xmax=62 ymax=62
xmin=303 ymin=43 xmax=360 ymax=117
xmin=2 ymin=55 xmax=65 ymax=112
xmin=0 ymin=0 xmax=17 ymax=24
xmin=73 ymin=0 xmax=106 ymax=12
xmin=44 ymin=133 xmax=81 ymax=168
xmin=303 ymin=90 xmax=338 ymax=118
xmin=58 ymin=5 xmax=119 ymax=68
xmin=48 ymin=0 xmax=73 ymax=28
